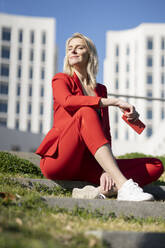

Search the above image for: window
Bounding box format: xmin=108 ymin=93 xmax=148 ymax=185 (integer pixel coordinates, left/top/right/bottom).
xmin=18 ymin=48 xmax=22 ymax=61
xmin=2 ymin=27 xmax=11 ymax=41
xmin=16 ymin=101 xmax=20 ymax=114
xmin=125 ymin=130 xmax=129 ymax=140
xmin=161 ymin=90 xmax=165 ymax=98
xmin=161 ymin=73 xmax=165 ymax=84
xmin=29 ymin=67 xmax=33 ymax=79
xmin=115 ymin=63 xmax=119 ymax=73
xmin=0 ymin=64 xmax=9 ymax=77
xmin=115 ymin=111 xmax=118 ymax=123
xmin=161 ymin=108 xmax=165 ymax=119
xmin=0 ymin=100 xmax=7 ymax=112
xmin=30 ymin=49 xmax=34 ymax=61
xmin=40 ymin=85 xmax=44 ymax=97
xmin=147 ymin=90 xmax=152 ymax=101
xmin=147 ymin=37 xmax=153 ymax=50
xmin=146 ymin=109 xmax=152 ymax=119
xmin=1 ymin=46 xmax=10 ymax=59
xmin=0 ymin=118 xmax=7 ymax=126
xmin=126 ymin=63 xmax=129 ymax=72
xmin=39 ymin=121 xmax=43 ymax=133
xmin=41 ymin=68 xmax=45 ymax=79
xmin=161 ymin=56 xmax=165 ymax=67
xmin=28 ymin=84 xmax=32 ymax=97
xmin=126 ymin=45 xmax=130 ymax=55
xmin=42 ymin=31 xmax=46 ymax=44
xmin=17 ymin=65 xmax=21 ymax=78
xmin=126 ymin=79 xmax=129 ymax=89
xmin=27 ymin=120 xmax=31 ymax=132
xmin=18 ymin=30 xmax=23 ymax=43
xmin=0 ymin=82 xmax=8 ymax=94
xmin=161 ymin=37 xmax=165 ymax=50
xmin=30 ymin=31 xmax=35 ymax=44
xmin=115 ymin=78 xmax=119 ymax=89
xmin=115 ymin=45 xmax=119 ymax=56
xmin=11 ymin=145 xmax=20 ymax=151
xmin=15 ymin=119 xmax=19 ymax=129
xmin=147 ymin=56 xmax=153 ymax=67
xmin=41 ymin=50 xmax=45 ymax=62
xmin=40 ymin=103 xmax=43 ymax=115
xmin=114 ymin=129 xmax=118 ymax=139
xmin=147 ymin=74 xmax=152 ymax=84
xmin=17 ymin=84 xmax=21 ymax=96
xmin=146 ymin=126 xmax=152 ymax=137
xmin=28 ymin=102 xmax=32 ymax=114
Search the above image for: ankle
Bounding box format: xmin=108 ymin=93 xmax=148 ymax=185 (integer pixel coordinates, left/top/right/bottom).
xmin=116 ymin=178 xmax=127 ymax=190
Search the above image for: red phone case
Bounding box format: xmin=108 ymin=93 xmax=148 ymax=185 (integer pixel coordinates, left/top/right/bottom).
xmin=122 ymin=114 xmax=146 ymax=134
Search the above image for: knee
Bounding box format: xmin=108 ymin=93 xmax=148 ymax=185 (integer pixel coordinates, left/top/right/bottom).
xmin=151 ymin=158 xmax=164 ymax=178
xmin=76 ymin=107 xmax=97 ymax=119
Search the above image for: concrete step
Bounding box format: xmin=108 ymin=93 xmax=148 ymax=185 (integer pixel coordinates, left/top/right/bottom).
xmin=41 ymin=196 xmax=165 ymax=219
xmin=86 ymin=231 xmax=165 ymax=248
xmin=12 ymin=177 xmax=165 ymax=200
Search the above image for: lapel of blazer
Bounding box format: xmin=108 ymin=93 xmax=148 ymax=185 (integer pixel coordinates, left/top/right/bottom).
xmin=72 ymin=72 xmax=84 ymax=95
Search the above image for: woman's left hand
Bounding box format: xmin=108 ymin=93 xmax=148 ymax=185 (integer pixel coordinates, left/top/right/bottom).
xmin=100 ymin=172 xmax=116 ymax=193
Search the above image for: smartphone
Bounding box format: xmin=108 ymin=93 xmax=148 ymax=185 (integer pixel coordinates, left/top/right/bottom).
xmin=122 ymin=113 xmax=146 ymax=134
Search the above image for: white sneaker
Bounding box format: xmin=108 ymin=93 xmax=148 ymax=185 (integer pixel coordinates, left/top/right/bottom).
xmin=72 ymin=185 xmax=106 ymax=199
xmin=117 ymin=179 xmax=154 ymax=202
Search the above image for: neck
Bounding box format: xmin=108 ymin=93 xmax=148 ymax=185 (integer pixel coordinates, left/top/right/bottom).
xmin=73 ymin=68 xmax=88 ymax=84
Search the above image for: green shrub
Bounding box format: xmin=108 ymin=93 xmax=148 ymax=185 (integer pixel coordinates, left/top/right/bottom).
xmin=0 ymin=151 xmax=43 ymax=177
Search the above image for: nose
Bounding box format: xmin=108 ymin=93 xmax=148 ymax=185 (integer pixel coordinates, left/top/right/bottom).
xmin=70 ymin=47 xmax=77 ymax=54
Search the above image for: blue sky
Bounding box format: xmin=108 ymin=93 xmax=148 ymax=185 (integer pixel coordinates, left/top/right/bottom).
xmin=0 ymin=0 xmax=165 ymax=82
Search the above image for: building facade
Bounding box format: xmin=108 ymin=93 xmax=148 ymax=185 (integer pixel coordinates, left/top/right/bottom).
xmin=0 ymin=13 xmax=57 ymax=135
xmin=104 ymin=23 xmax=165 ymax=155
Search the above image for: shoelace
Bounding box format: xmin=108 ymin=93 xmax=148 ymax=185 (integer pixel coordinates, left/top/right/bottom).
xmin=129 ymin=182 xmax=143 ymax=193
xmin=95 ymin=193 xmax=106 ymax=199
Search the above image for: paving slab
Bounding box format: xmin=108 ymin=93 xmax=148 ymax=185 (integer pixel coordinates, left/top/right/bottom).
xmin=86 ymin=231 xmax=165 ymax=248
xmin=42 ymin=197 xmax=165 ymax=219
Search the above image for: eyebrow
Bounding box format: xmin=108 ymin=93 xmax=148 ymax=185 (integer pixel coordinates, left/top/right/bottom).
xmin=68 ymin=44 xmax=86 ymax=48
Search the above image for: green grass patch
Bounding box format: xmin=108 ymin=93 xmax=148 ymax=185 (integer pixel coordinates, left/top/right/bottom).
xmin=0 ymin=151 xmax=165 ymax=247
xmin=0 ymin=151 xmax=43 ymax=178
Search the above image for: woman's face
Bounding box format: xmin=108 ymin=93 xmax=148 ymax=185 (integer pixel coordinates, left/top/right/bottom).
xmin=67 ymin=38 xmax=89 ymax=69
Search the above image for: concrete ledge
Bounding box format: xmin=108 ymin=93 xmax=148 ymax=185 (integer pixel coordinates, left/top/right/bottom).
xmin=11 ymin=177 xmax=96 ymax=190
xmin=7 ymin=151 xmax=40 ymax=167
xmin=42 ymin=197 xmax=165 ymax=219
xmin=12 ymin=177 xmax=165 ymax=200
xmin=86 ymin=231 xmax=165 ymax=248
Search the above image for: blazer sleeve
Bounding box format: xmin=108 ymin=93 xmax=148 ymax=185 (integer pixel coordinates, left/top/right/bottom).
xmin=52 ymin=73 xmax=101 ymax=112
xmin=101 ymin=84 xmax=112 ymax=147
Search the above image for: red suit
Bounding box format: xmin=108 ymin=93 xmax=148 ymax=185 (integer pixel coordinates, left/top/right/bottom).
xmin=36 ymin=72 xmax=164 ymax=186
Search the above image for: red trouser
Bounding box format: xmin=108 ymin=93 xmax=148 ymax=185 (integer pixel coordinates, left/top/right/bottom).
xmin=40 ymin=107 xmax=164 ymax=186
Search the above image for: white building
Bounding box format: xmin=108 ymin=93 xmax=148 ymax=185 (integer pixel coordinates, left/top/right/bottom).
xmin=104 ymin=23 xmax=165 ymax=156
xmin=0 ymin=13 xmax=57 ymax=135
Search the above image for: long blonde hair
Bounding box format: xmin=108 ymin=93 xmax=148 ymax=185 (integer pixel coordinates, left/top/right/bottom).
xmin=63 ymin=33 xmax=98 ymax=88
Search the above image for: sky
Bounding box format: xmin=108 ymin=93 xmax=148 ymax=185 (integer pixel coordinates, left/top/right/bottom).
xmin=0 ymin=0 xmax=165 ymax=82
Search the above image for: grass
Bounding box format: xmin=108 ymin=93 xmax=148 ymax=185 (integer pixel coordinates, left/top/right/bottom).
xmin=0 ymin=151 xmax=165 ymax=248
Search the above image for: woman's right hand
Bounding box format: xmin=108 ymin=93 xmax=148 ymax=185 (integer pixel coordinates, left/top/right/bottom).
xmin=100 ymin=97 xmax=139 ymax=121
xmin=117 ymin=99 xmax=139 ymax=121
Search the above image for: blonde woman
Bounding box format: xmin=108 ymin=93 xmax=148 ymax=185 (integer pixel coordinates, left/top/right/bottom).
xmin=36 ymin=33 xmax=164 ymax=201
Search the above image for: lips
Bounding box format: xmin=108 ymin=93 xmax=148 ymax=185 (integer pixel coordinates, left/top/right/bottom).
xmin=70 ymin=56 xmax=79 ymax=59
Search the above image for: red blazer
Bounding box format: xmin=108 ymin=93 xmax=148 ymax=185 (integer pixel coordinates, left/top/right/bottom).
xmin=35 ymin=72 xmax=111 ymax=157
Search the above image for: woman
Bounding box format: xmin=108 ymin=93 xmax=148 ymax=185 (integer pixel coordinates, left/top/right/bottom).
xmin=36 ymin=33 xmax=164 ymax=201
